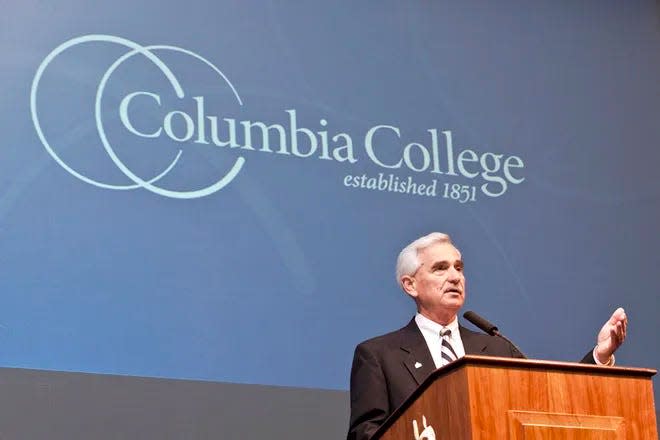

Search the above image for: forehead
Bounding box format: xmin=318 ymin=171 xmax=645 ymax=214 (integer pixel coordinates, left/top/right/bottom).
xmin=417 ymin=241 xmax=461 ymax=263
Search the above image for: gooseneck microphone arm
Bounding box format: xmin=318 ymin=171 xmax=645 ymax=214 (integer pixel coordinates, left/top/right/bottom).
xmin=462 ymin=310 xmax=527 ymax=359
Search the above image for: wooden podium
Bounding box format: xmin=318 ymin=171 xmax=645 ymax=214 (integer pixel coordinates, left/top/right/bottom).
xmin=372 ymin=355 xmax=657 ymax=439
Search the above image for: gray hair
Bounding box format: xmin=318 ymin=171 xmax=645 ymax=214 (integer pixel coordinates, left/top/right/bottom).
xmin=395 ymin=232 xmax=456 ymax=288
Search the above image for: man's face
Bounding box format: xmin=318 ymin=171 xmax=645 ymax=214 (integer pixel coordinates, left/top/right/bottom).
xmin=402 ymin=242 xmax=465 ymax=321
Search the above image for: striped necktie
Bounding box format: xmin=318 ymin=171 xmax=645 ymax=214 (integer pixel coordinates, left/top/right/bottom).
xmin=440 ymin=328 xmax=458 ymax=366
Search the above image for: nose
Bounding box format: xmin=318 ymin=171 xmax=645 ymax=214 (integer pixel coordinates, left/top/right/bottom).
xmin=447 ymin=267 xmax=461 ymax=283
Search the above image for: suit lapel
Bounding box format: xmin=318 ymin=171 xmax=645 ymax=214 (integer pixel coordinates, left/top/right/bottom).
xmin=399 ymin=319 xmax=436 ymax=385
xmin=397 ymin=320 xmax=493 ymax=385
xmin=460 ymin=325 xmax=489 ymax=355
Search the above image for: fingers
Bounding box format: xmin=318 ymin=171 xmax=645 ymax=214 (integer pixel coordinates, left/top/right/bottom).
xmin=621 ymin=320 xmax=627 ymax=340
xmin=616 ymin=310 xmax=628 ymax=341
xmin=609 ymin=307 xmax=626 ymax=324
xmin=609 ymin=320 xmax=626 ymax=347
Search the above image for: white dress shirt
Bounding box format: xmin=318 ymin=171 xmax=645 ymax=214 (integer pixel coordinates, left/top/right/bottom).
xmin=415 ymin=313 xmax=465 ymax=368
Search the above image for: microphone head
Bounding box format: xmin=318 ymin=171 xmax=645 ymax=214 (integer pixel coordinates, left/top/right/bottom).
xmin=463 ymin=310 xmax=499 ymax=336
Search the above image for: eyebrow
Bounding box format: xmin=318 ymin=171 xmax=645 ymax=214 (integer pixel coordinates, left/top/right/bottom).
xmin=430 ymin=259 xmax=463 ymax=268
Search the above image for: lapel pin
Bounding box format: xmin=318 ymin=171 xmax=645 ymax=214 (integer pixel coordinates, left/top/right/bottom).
xmin=414 ymin=362 xmax=422 ymax=369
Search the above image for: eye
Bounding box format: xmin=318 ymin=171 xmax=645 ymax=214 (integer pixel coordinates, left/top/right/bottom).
xmin=455 ymin=261 xmax=464 ymax=271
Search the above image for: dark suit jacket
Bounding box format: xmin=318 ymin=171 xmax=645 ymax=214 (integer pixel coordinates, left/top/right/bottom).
xmin=347 ymin=318 xmax=595 ymax=440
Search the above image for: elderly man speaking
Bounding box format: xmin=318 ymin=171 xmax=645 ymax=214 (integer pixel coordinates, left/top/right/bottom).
xmin=347 ymin=232 xmax=627 ymax=440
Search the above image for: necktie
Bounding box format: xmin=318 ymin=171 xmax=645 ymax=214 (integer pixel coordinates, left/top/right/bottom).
xmin=440 ymin=328 xmax=457 ymax=366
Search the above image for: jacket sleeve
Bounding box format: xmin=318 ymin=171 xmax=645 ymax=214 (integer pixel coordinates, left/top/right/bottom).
xmin=579 ymin=348 xmax=597 ymax=364
xmin=347 ymin=343 xmax=390 ymax=440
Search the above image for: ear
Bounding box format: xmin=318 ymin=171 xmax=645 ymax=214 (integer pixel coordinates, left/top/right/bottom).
xmin=401 ymin=275 xmax=417 ymax=298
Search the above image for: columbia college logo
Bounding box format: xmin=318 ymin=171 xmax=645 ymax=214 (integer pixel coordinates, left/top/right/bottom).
xmin=31 ymin=34 xmax=245 ymax=199
xmin=32 ymin=35 xmax=526 ymax=200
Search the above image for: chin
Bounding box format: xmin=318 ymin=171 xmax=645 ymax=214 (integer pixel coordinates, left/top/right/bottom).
xmin=441 ymin=301 xmax=463 ymax=310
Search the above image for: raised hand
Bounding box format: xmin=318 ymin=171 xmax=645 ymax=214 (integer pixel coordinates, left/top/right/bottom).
xmin=594 ymin=307 xmax=627 ymax=364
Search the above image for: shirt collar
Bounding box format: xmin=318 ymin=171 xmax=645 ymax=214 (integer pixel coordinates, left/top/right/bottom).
xmin=415 ymin=312 xmax=459 ymax=336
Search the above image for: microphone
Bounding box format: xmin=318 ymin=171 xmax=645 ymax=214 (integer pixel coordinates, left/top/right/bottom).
xmin=463 ymin=310 xmax=498 ymax=335
xmin=462 ymin=310 xmax=527 ymax=358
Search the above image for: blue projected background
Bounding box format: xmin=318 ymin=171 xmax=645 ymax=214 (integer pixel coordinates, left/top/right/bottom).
xmin=1 ymin=0 xmax=658 ymax=412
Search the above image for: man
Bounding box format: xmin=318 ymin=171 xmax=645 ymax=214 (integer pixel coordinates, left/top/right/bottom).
xmin=347 ymin=232 xmax=627 ymax=440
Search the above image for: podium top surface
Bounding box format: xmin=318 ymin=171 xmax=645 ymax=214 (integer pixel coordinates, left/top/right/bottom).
xmin=434 ymin=355 xmax=657 ymax=379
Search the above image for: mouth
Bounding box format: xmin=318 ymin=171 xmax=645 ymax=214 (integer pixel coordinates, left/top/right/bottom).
xmin=444 ymin=287 xmax=462 ymax=295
